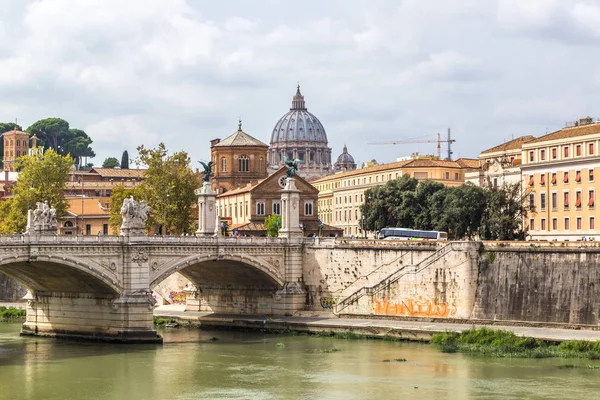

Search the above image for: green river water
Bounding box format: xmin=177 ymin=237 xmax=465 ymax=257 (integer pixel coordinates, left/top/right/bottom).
xmin=1 ymin=323 xmax=600 ymax=400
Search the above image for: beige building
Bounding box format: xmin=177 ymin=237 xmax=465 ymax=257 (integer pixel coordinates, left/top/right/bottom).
xmin=522 ymin=116 xmax=600 ymax=241
xmin=465 ymin=135 xmax=535 ymax=188
xmin=312 ymin=157 xmax=479 ymax=237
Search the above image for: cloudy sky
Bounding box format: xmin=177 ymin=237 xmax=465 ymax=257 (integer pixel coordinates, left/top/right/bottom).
xmin=1 ymin=0 xmax=600 ymax=167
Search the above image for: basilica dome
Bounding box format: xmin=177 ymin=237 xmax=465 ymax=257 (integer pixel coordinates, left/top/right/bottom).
xmin=334 ymin=144 xmax=356 ymax=172
xmin=267 ymin=86 xmax=332 ymax=180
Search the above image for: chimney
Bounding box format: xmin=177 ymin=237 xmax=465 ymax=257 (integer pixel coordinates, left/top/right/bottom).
xmin=579 ymin=116 xmax=593 ymax=126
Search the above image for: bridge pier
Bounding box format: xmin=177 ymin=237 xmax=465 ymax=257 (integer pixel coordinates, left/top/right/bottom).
xmin=21 ymin=290 xmax=161 ymax=343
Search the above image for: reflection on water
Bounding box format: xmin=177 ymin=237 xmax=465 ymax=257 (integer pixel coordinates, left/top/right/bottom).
xmin=0 ymin=323 xmax=600 ymax=399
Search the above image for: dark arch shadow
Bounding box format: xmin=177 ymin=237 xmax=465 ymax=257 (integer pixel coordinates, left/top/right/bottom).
xmin=0 ymin=257 xmax=120 ymax=295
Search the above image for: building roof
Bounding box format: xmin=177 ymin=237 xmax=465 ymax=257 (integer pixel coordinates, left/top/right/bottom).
xmin=217 ymin=166 xmax=317 ymax=198
xmin=526 ymin=119 xmax=600 ymax=145
xmin=312 ymin=160 xmax=412 ymax=183
xmin=213 ymin=124 xmax=268 ymax=148
xmin=454 ymin=158 xmax=480 ymax=169
xmin=313 ymin=156 xmax=477 ymax=184
xmin=66 ymin=197 xmax=111 ymax=216
xmin=480 ymin=135 xmax=536 ymax=155
xmin=87 ymin=168 xmax=146 ymax=179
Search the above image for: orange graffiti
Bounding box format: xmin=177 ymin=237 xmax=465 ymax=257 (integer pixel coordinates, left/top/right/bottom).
xmin=373 ymin=297 xmax=457 ymax=318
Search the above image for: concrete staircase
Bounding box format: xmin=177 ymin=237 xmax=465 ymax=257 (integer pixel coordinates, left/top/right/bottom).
xmin=334 ymin=242 xmax=456 ymax=314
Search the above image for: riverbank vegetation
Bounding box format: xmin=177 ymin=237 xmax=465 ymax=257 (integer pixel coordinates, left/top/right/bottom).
xmin=431 ymin=327 xmax=600 ymax=359
xmin=0 ymin=306 xmax=26 ymax=321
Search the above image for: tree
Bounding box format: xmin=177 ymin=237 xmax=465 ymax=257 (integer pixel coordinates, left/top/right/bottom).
xmin=0 ymin=122 xmax=22 ymax=166
xmin=361 ymin=174 xmax=419 ymax=231
xmin=479 ymin=182 xmax=526 ymax=240
xmin=108 ymin=184 xmax=144 ymax=234
xmin=103 ymin=157 xmax=120 ymax=168
xmin=26 ymin=119 xmax=95 ymax=168
xmin=435 ymin=184 xmax=486 ymax=239
xmin=264 ymin=214 xmax=282 ymax=237
xmin=62 ymin=128 xmax=95 ymax=168
xmin=0 ymin=149 xmax=73 ymax=233
xmin=26 ymin=118 xmax=69 ymax=153
xmin=136 ymin=143 xmax=201 ymax=235
xmin=121 ymin=150 xmax=129 ymax=169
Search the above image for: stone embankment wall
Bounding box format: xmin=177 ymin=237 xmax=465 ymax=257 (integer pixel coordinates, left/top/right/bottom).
xmin=303 ymin=240 xmax=480 ymax=317
xmin=473 ymin=242 xmax=600 ymax=325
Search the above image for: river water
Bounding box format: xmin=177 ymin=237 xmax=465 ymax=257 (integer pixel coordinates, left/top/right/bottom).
xmin=1 ymin=323 xmax=600 ymax=400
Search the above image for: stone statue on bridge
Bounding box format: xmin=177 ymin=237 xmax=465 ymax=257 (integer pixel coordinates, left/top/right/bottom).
xmin=120 ymin=196 xmax=149 ymax=236
xmin=31 ymin=200 xmax=57 ymax=234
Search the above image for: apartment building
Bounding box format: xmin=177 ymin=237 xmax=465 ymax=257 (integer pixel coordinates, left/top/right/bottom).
xmin=312 ymin=157 xmax=479 ymax=237
xmin=522 ymin=116 xmax=600 ymax=240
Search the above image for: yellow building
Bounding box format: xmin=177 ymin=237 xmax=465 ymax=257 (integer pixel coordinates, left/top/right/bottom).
xmin=60 ymin=197 xmax=113 ymax=235
xmin=312 ymin=157 xmax=479 ymax=237
xmin=522 ymin=116 xmax=600 ymax=241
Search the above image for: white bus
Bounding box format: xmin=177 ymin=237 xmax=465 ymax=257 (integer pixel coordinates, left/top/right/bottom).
xmin=378 ymin=228 xmax=448 ymax=240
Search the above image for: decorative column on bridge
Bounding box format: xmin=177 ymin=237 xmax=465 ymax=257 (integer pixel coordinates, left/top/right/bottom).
xmin=275 ymin=161 xmax=306 ymax=315
xmin=197 ymin=161 xmax=218 ymax=237
xmin=195 ymin=181 xmax=217 ymax=236
xmin=279 ymin=177 xmax=302 ymax=239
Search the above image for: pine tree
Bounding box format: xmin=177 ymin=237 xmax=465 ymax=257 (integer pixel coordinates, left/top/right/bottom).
xmin=120 ymin=150 xmax=129 ymax=169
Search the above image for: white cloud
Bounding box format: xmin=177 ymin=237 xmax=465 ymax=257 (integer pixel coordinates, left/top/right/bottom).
xmin=0 ymin=0 xmax=598 ymax=167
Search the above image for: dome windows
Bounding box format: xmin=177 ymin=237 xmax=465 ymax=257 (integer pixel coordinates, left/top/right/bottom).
xmin=239 ymin=155 xmax=249 ymax=172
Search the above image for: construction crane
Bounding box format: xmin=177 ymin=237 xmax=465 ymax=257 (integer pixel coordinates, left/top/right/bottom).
xmin=367 ymin=129 xmax=456 ymax=160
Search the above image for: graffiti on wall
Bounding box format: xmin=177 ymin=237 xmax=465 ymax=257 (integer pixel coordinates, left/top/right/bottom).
xmin=320 ymin=296 xmax=339 ymax=309
xmin=169 ymin=291 xmax=187 ymax=304
xmin=373 ymin=297 xmax=457 ymax=318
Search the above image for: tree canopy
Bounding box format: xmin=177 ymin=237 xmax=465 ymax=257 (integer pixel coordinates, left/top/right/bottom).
xmin=361 ymin=175 xmax=523 ymax=240
xmin=102 ymin=157 xmax=120 ymax=168
xmin=0 ymin=149 xmax=73 ymax=233
xmin=264 ymin=214 xmax=282 ymax=237
xmin=26 ymin=118 xmax=95 ymax=168
xmin=135 ymin=143 xmax=200 ymax=235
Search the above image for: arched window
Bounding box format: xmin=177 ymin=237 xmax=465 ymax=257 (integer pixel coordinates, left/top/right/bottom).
xmin=221 ymin=157 xmax=227 ymax=172
xmin=256 ymin=202 xmax=265 ymax=216
xmin=239 ymin=155 xmax=249 ymax=172
xmin=304 ymin=201 xmax=313 ymax=216
xmin=64 ymin=221 xmax=73 ymax=227
xmin=259 ymin=157 xmax=264 ymax=172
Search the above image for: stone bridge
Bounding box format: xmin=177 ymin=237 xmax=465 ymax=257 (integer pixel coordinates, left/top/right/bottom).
xmin=0 ymin=231 xmax=484 ymax=343
xmin=0 ymin=234 xmax=304 ymax=343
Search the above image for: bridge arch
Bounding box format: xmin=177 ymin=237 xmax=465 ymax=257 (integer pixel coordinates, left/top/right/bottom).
xmin=150 ymin=253 xmax=285 ymax=289
xmin=0 ymin=255 xmax=121 ymax=295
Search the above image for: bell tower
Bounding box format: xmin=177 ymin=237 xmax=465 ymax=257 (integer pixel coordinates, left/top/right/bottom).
xmin=3 ymin=127 xmax=30 ymax=172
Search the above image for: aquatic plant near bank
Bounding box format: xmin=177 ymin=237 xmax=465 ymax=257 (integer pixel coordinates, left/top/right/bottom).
xmin=431 ymin=327 xmax=600 ymax=359
xmin=0 ymin=306 xmax=26 ymax=321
